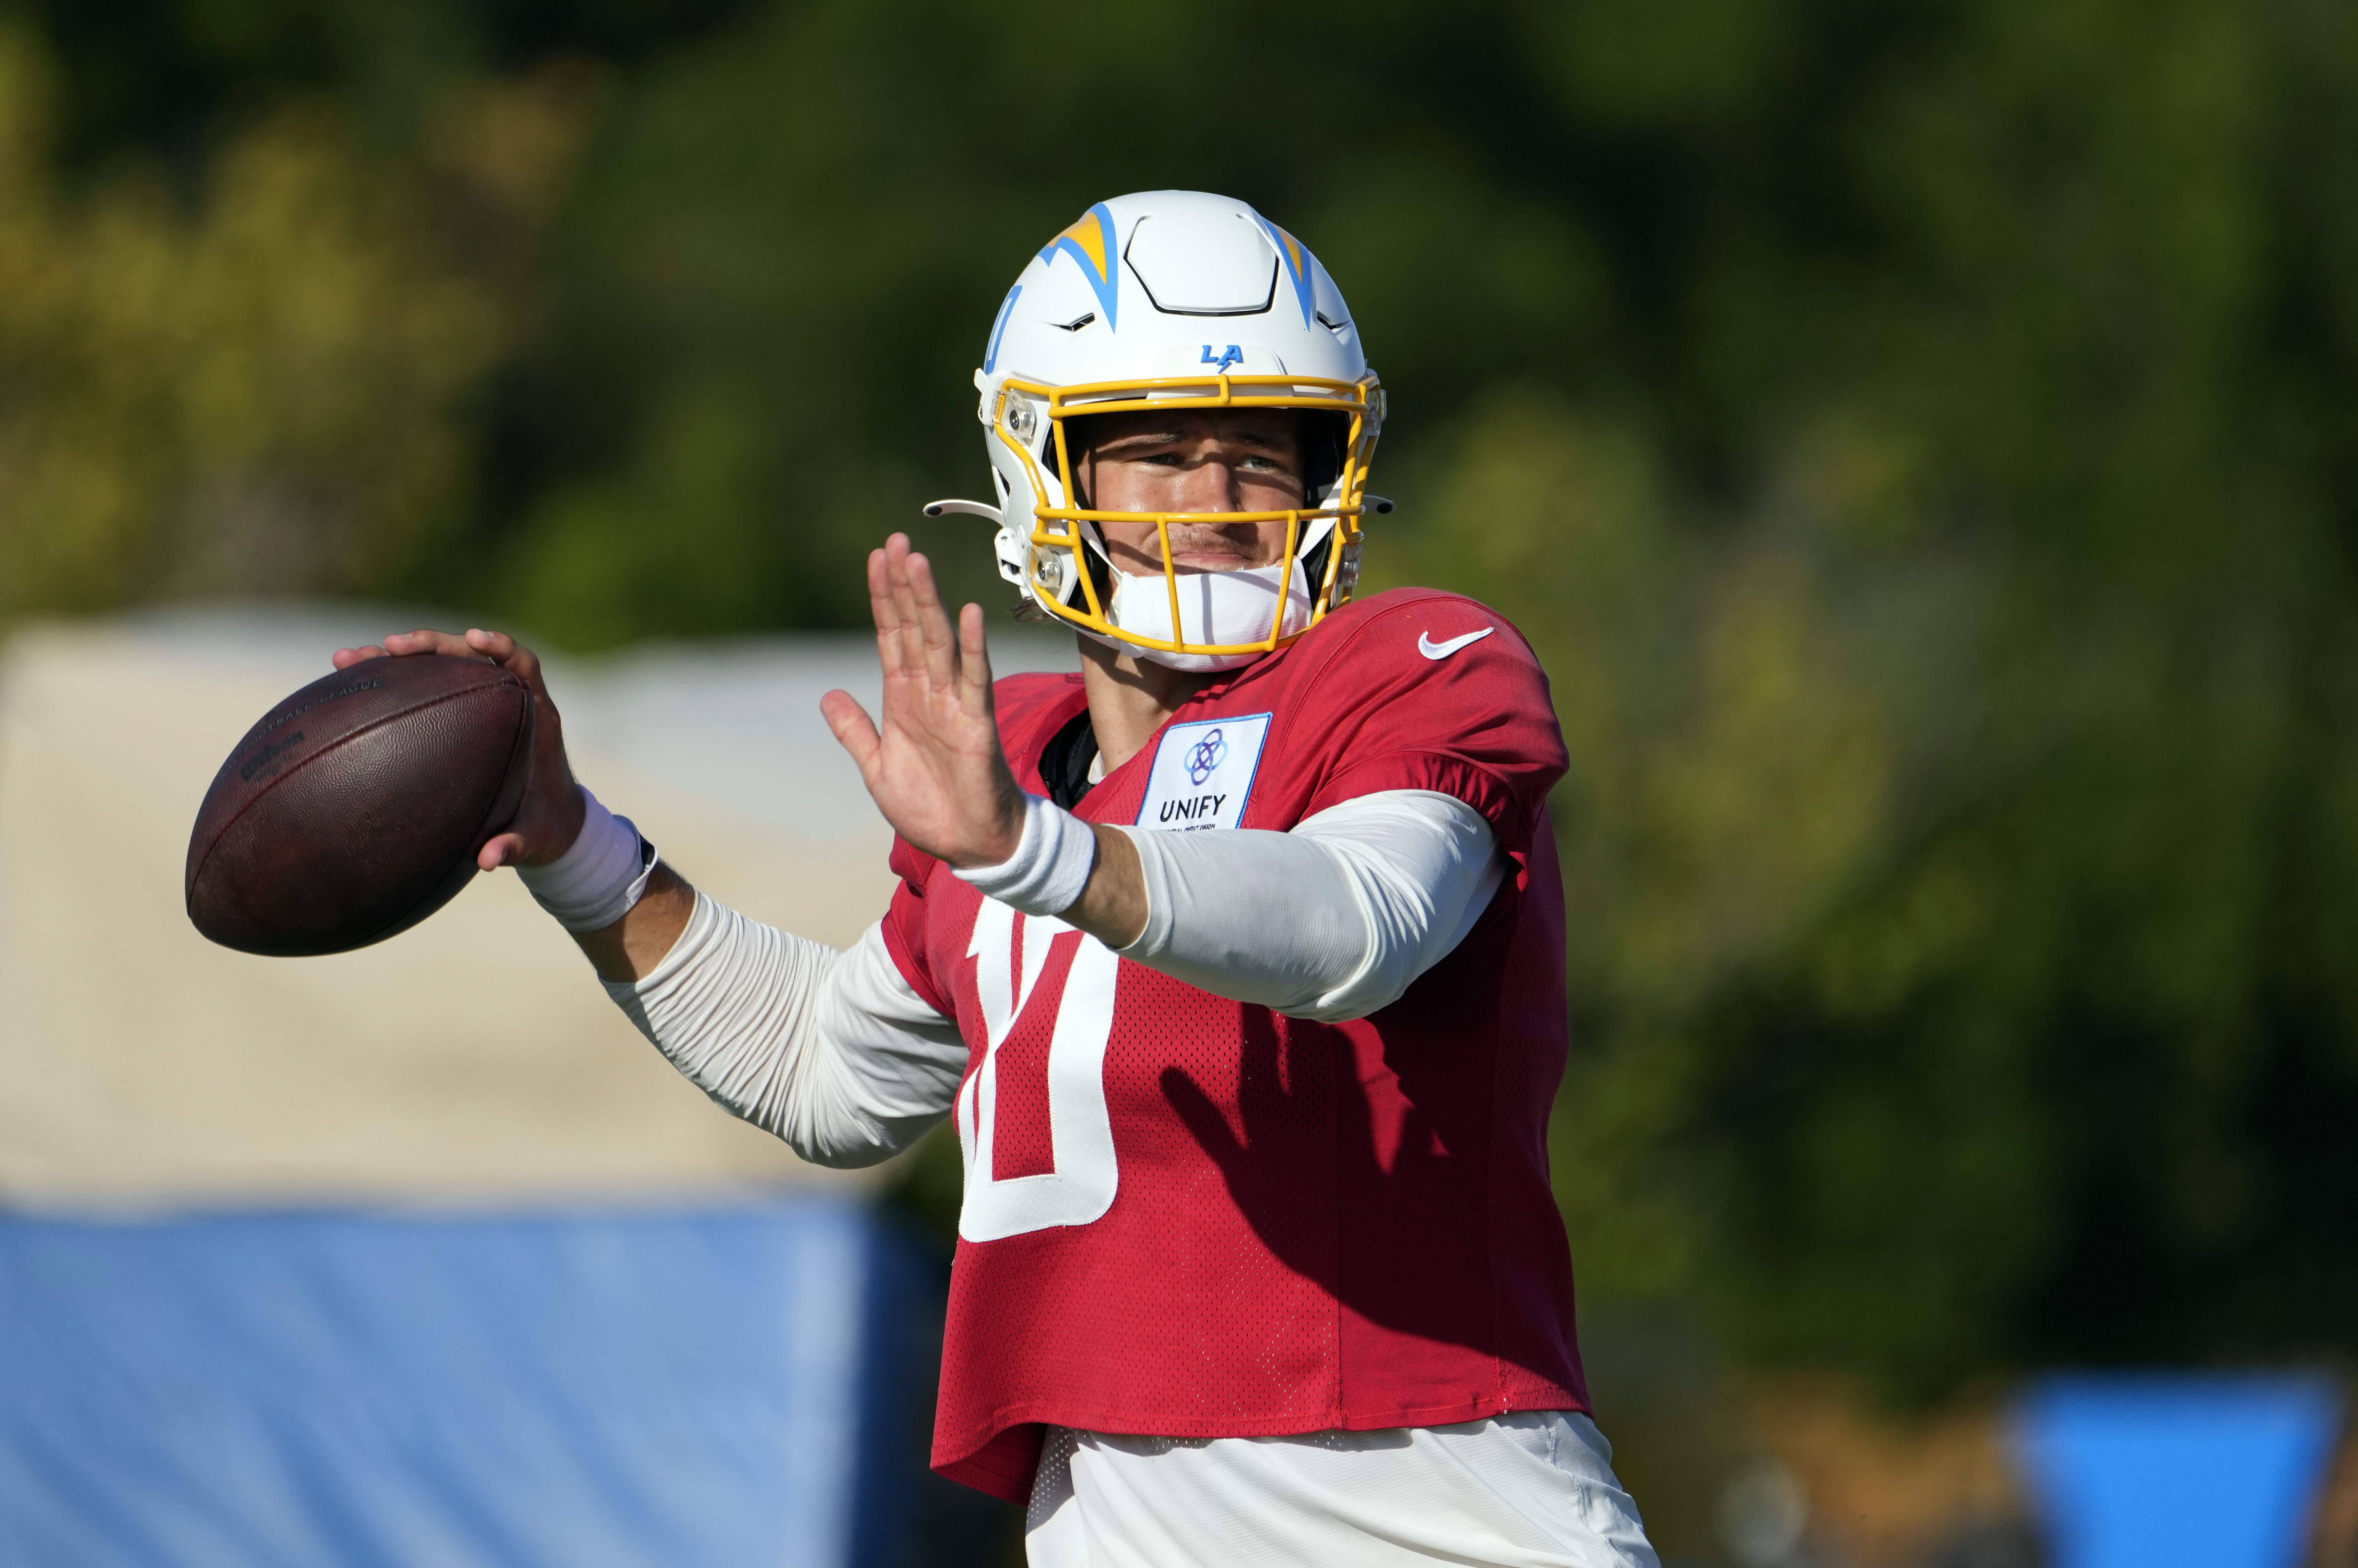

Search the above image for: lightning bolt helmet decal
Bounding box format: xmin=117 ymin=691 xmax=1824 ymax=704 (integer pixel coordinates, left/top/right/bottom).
xmin=1038 ymin=203 xmax=1123 ymax=332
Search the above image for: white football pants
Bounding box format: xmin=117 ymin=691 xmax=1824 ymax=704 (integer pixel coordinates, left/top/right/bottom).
xmin=1024 ymin=1411 xmax=1661 ymax=1568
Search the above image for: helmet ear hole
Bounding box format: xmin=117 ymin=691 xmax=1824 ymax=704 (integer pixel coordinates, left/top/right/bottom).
xmin=1298 ymin=527 xmax=1333 ymax=602
xmin=1298 ymin=411 xmax=1351 ymax=506
xmin=1059 ymin=415 xmax=1104 ymax=510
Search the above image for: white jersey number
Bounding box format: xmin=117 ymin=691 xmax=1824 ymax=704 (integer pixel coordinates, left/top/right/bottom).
xmin=954 ymin=900 xmax=1120 ymax=1242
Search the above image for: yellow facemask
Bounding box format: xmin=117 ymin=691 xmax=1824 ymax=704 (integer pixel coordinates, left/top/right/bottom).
xmin=989 ymin=368 xmax=1387 ymax=661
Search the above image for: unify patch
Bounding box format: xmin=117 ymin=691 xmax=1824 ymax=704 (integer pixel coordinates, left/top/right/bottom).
xmin=1135 ymin=713 xmax=1272 ymax=832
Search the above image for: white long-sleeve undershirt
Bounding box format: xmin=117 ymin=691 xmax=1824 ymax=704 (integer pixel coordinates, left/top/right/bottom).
xmin=1115 ymin=790 xmax=1503 ymax=1024
xmin=605 ymin=789 xmax=1503 ymax=1166
xmin=605 ymin=902 xmax=968 ymax=1167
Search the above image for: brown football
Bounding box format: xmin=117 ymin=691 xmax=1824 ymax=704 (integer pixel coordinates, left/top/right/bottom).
xmin=186 ymin=653 xmax=535 ymax=956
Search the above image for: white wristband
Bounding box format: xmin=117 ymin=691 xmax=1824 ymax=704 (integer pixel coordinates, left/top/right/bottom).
xmin=517 ymin=786 xmax=658 ymax=932
xmin=952 ymin=794 xmax=1097 ymax=917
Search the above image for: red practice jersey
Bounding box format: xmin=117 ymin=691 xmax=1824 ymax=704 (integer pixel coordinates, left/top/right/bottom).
xmin=880 ymin=587 xmax=1589 ymax=1502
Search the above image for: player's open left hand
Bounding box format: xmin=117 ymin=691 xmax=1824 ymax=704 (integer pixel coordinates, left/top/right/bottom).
xmin=331 ymin=627 xmax=587 ymax=872
xmin=822 ymin=533 xmax=1025 ymax=870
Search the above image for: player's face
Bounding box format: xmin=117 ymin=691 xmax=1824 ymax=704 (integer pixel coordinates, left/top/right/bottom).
xmin=1074 ymin=410 xmax=1306 ymax=575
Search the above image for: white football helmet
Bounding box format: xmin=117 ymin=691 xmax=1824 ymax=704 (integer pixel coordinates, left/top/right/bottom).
xmin=926 ymin=190 xmax=1387 ymax=672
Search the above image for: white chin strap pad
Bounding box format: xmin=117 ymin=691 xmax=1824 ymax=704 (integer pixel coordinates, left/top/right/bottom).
xmin=1099 ymin=563 xmax=1315 ymax=672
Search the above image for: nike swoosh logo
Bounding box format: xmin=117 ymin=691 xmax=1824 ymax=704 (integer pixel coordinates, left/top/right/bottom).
xmin=1417 ymin=626 xmax=1495 ymax=660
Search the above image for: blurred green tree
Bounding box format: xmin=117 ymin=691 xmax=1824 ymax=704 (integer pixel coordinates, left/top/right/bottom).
xmin=0 ymin=24 xmax=511 ymax=613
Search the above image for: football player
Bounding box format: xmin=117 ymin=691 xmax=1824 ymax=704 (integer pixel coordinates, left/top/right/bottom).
xmin=337 ymin=191 xmax=1658 ymax=1566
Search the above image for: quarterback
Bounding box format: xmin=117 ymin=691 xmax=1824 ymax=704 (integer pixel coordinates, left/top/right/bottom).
xmin=338 ymin=191 xmax=1658 ymax=1565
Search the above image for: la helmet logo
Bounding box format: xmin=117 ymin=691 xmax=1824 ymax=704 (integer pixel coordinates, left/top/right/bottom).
xmin=1200 ymin=344 xmax=1244 ymax=371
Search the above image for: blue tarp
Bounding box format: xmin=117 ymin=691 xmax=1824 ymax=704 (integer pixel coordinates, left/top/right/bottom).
xmin=2017 ymin=1373 xmax=2343 ymax=1568
xmin=0 ymin=1201 xmax=959 ymax=1568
